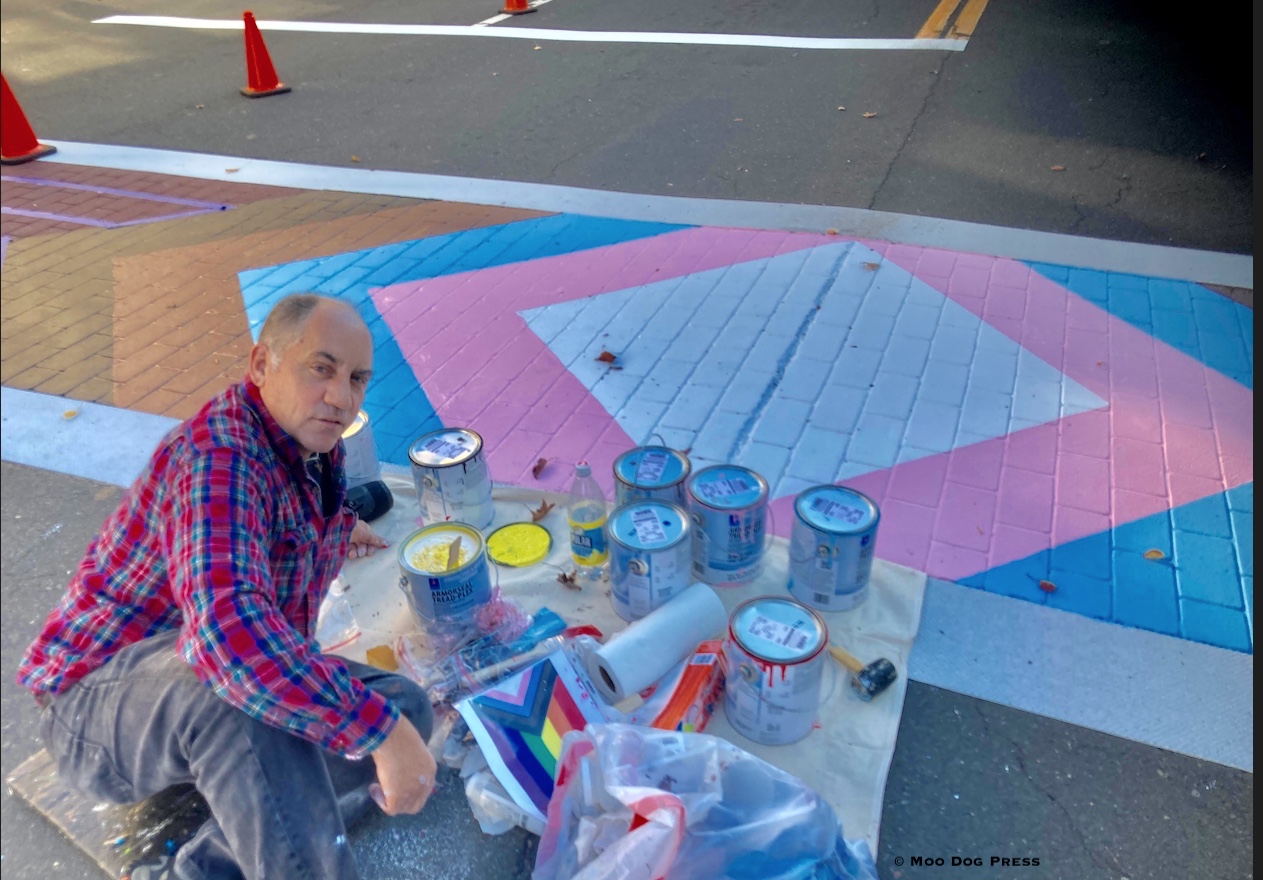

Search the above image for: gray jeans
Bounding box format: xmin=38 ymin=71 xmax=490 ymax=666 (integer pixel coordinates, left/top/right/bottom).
xmin=40 ymin=631 xmax=434 ymax=880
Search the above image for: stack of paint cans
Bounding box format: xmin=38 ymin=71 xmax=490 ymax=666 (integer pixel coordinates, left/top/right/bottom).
xmin=606 ymin=499 xmax=692 ymax=622
xmin=341 ymin=410 xmax=381 ymax=489
xmin=397 ymin=522 xmax=493 ymax=629
xmin=408 ymin=428 xmax=494 ymax=530
xmin=723 ymin=596 xmax=828 ymax=745
xmin=788 ymin=485 xmax=880 ymax=612
xmin=612 ymin=445 xmax=691 ymax=506
xmin=686 ymin=464 xmax=770 ymax=586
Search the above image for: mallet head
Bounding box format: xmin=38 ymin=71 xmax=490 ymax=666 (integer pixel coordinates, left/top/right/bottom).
xmin=850 ymin=657 xmax=898 ymax=701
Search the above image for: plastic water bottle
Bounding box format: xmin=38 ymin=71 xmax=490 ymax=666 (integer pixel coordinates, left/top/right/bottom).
xmin=568 ymin=461 xmax=609 ymax=580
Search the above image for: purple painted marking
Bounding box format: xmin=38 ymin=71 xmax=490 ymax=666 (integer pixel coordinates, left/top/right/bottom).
xmin=0 ymin=235 xmax=10 ymax=266
xmin=2 ymin=206 xmax=116 ymax=227
xmin=2 ymin=176 xmax=233 ymax=211
xmin=1 ymin=205 xmax=226 ymax=229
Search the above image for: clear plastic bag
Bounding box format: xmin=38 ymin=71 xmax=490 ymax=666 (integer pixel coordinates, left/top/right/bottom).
xmin=316 ymin=575 xmax=360 ymax=651
xmin=533 ymin=723 xmax=877 ymax=880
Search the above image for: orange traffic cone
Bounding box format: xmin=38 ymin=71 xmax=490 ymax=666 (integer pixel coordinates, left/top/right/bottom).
xmin=1 ymin=73 xmax=57 ymax=165
xmin=240 ymin=11 xmax=291 ymax=98
xmin=502 ymin=0 xmax=535 ymax=14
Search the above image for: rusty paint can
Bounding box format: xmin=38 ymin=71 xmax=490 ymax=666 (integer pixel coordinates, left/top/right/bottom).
xmin=723 ymin=596 xmax=828 ymax=745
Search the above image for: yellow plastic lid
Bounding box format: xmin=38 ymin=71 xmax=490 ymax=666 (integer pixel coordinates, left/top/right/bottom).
xmin=486 ymin=522 xmax=552 ymax=567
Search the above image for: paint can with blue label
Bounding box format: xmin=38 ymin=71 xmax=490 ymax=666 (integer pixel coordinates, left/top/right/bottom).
xmin=788 ymin=485 xmax=880 ymax=612
xmin=724 ymin=596 xmax=828 ymax=745
xmin=612 ymin=445 xmax=691 ymax=507
xmin=397 ymin=522 xmax=493 ymax=627
xmin=687 ymin=465 xmax=770 ymax=586
xmin=607 ymin=500 xmax=693 ymax=621
xmin=341 ymin=410 xmax=381 ymax=489
xmin=409 ymin=428 xmax=494 ymax=530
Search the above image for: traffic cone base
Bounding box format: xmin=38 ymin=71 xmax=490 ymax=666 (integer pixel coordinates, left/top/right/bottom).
xmin=1 ymin=73 xmax=57 ymax=165
xmin=501 ymin=0 xmax=536 ymax=13
xmin=1 ymin=142 xmax=56 ymax=166
xmin=240 ymin=83 xmax=292 ymax=98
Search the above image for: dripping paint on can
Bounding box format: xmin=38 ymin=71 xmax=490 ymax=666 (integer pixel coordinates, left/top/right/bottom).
xmin=723 ymin=596 xmax=827 ymax=745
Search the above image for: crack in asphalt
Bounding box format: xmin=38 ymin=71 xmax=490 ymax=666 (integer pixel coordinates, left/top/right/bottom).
xmin=973 ymin=705 xmax=1132 ymax=880
xmin=867 ymin=58 xmax=949 ymax=211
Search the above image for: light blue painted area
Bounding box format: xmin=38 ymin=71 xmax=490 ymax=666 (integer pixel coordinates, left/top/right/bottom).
xmin=1025 ymin=262 xmax=1254 ymax=389
xmin=236 ymin=215 xmax=687 ymax=464
xmin=521 ymin=242 xmax=1104 ymax=495
xmin=962 ymin=483 xmax=1255 ymax=653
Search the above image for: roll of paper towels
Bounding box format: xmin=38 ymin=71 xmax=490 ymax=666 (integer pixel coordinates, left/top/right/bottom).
xmin=586 ymin=582 xmax=728 ymax=704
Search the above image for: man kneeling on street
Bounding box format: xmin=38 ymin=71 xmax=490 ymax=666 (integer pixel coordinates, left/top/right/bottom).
xmin=18 ymin=293 xmax=436 ymax=880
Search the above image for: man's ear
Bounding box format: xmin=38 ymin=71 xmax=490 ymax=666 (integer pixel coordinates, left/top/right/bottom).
xmin=247 ymin=342 xmax=271 ymax=386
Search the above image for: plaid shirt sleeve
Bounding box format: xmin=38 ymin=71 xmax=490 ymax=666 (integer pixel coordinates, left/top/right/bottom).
xmin=163 ymin=445 xmax=398 ymax=760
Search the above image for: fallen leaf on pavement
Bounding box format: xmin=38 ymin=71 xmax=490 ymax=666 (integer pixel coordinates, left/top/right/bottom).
xmin=195 ymin=104 xmax=205 ymax=109
xmin=1051 ymin=165 xmax=1066 ymax=172
xmin=531 ymin=457 xmax=549 ymax=479
xmin=530 ymin=500 xmax=556 ymax=522
xmin=1038 ymin=580 xmax=1057 ymax=593
xmin=225 ymin=168 xmax=240 ymax=173
xmin=1143 ymin=549 xmax=1167 ymax=561
xmin=826 ymin=228 xmax=839 ymax=235
xmin=1196 ymin=152 xmax=1208 ymax=162
xmin=862 ymin=112 xmax=877 ymax=118
xmin=596 ymin=350 xmax=618 ymax=364
xmin=62 ymin=409 xmax=79 ymax=420
xmin=351 ymin=155 xmax=361 ymax=163
xmin=837 ymin=106 xmax=846 ymax=111
xmin=862 ymin=261 xmax=881 ymax=271
xmin=557 ymin=570 xmax=580 ymax=589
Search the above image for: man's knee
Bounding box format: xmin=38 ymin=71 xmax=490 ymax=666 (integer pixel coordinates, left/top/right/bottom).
xmin=376 ymin=674 xmax=434 ymax=741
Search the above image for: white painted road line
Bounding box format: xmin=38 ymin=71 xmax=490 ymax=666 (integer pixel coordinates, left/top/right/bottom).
xmin=1 ymin=385 xmax=1251 ymax=770
xmin=38 ymin=141 xmax=1254 ymax=288
xmin=94 ymin=15 xmax=968 ymax=51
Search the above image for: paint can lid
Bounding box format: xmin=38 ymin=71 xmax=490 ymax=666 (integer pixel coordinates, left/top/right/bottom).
xmin=409 ymin=428 xmax=482 ymax=467
xmin=795 ymin=485 xmax=879 ymax=533
xmin=486 ymin=522 xmax=552 ymax=567
xmin=688 ymin=465 xmax=767 ymax=510
xmin=609 ymin=501 xmax=689 ymax=550
xmin=613 ymin=446 xmax=690 ymax=489
xmin=731 ymin=597 xmax=826 ymax=662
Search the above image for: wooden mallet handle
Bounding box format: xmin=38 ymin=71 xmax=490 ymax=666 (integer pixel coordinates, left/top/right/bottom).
xmin=828 ymin=644 xmax=865 ymax=674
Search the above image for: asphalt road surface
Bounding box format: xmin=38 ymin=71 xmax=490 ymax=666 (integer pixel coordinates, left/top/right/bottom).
xmin=1 ymin=0 xmax=1252 ymax=253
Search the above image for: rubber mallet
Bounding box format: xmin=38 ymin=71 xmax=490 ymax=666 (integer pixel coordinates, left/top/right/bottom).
xmin=828 ymin=644 xmax=898 ymax=701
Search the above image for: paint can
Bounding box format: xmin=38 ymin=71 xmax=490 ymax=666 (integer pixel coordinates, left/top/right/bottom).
xmin=686 ymin=465 xmax=769 ymax=586
xmin=409 ymin=428 xmax=494 ymax=530
xmin=723 ymin=596 xmax=828 ymax=745
xmin=341 ymin=410 xmax=380 ymax=489
xmin=612 ymin=445 xmax=691 ymax=506
xmin=397 ymin=522 xmax=492 ymax=627
xmin=788 ymin=485 xmax=881 ymax=611
xmin=606 ymin=500 xmax=693 ymax=622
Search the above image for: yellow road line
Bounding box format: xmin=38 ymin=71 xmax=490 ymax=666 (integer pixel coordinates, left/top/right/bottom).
xmin=949 ymin=0 xmax=991 ymax=38
xmin=915 ymin=0 xmax=964 ymax=39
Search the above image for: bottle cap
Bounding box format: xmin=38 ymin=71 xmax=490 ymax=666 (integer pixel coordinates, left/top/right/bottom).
xmin=575 ymin=461 xmax=591 ymax=477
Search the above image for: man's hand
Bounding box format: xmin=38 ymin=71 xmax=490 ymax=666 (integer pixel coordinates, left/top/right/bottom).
xmin=369 ymin=715 xmax=437 ymax=816
xmin=348 ymin=520 xmax=388 ymax=560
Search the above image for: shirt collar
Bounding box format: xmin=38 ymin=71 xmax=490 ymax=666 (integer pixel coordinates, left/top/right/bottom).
xmin=241 ymin=378 xmax=348 ymax=482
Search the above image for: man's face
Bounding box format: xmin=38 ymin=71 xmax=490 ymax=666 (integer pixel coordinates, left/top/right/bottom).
xmin=248 ymin=303 xmax=374 ymax=457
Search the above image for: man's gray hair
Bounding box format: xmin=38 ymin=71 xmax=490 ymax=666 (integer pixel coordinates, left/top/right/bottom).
xmin=257 ymin=293 xmax=333 ymax=366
